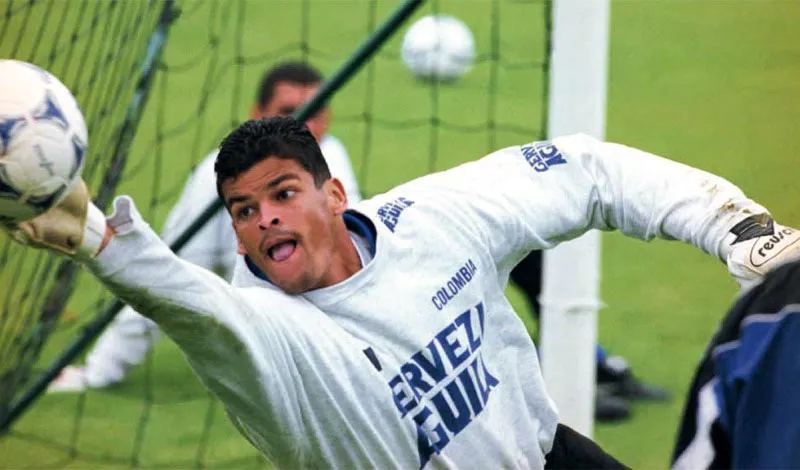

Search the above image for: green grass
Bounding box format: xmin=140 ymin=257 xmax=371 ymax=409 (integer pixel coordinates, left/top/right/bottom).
xmin=595 ymin=1 xmax=800 ymax=465
xmin=2 ymin=0 xmax=800 ymax=468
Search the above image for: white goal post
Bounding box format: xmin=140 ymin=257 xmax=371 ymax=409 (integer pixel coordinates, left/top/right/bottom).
xmin=540 ymin=0 xmax=611 ymax=437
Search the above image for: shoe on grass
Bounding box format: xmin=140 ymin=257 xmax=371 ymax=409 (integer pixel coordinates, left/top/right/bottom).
xmin=597 ymin=355 xmax=671 ymax=402
xmin=595 ymin=390 xmax=631 ymax=423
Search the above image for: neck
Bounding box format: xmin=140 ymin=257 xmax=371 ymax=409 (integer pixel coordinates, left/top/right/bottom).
xmin=318 ymin=221 xmax=362 ymax=288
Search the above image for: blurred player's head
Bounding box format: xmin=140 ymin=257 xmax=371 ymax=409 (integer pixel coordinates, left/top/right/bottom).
xmin=216 ymin=116 xmax=355 ymax=294
xmin=250 ymin=61 xmax=329 ymax=143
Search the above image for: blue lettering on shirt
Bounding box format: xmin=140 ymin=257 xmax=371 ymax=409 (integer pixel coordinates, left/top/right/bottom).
xmin=432 ymin=259 xmax=478 ymax=311
xmin=386 ymin=302 xmax=499 ymax=468
xmin=521 ymin=141 xmax=566 ymax=172
xmin=377 ymin=197 xmax=415 ymax=232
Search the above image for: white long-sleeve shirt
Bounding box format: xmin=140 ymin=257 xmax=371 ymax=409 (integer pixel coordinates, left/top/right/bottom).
xmin=85 ymin=134 xmax=765 ymax=469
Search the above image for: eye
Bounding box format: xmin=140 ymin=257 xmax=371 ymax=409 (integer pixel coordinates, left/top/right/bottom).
xmin=276 ymin=189 xmax=296 ymax=202
xmin=235 ymin=205 xmax=255 ymax=221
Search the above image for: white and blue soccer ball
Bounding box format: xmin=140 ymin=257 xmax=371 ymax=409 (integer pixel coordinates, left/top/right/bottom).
xmin=401 ymin=14 xmax=475 ymax=81
xmin=0 ymin=59 xmax=87 ymax=223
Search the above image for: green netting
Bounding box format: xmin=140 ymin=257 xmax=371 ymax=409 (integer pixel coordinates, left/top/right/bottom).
xmin=0 ymin=0 xmax=549 ymax=468
xmin=0 ymin=0 xmax=171 ymax=451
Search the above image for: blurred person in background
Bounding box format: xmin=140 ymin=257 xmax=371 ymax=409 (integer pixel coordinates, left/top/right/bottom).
xmin=49 ymin=60 xmax=362 ymax=392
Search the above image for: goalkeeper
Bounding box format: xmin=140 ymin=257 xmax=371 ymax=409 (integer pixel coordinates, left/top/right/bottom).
xmin=50 ymin=61 xmax=362 ymax=392
xmin=7 ymin=117 xmax=798 ymax=469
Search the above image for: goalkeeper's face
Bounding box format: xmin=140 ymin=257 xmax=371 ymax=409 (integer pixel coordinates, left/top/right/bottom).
xmin=223 ymin=156 xmax=353 ymax=294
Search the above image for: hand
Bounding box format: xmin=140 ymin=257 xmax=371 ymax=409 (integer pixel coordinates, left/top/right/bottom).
xmin=2 ymin=179 xmax=106 ymax=258
xmin=725 ymin=214 xmax=800 ymax=291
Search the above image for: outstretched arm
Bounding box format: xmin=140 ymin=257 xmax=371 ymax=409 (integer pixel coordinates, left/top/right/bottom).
xmin=81 ymin=153 xmax=237 ymax=387
xmin=8 ymin=184 xmax=256 ymax=350
xmin=406 ymin=133 xmax=798 ymax=288
xmin=5 ymin=185 xmax=297 ymax=417
xmin=88 ymin=196 xmax=251 ymax=347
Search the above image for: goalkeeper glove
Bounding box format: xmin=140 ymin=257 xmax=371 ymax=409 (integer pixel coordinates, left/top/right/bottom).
xmin=2 ymin=179 xmax=107 ymax=259
xmin=725 ymin=214 xmax=800 ymax=291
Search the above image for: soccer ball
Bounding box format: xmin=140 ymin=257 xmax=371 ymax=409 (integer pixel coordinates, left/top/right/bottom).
xmin=401 ymin=15 xmax=475 ymax=81
xmin=0 ymin=60 xmax=87 ymax=224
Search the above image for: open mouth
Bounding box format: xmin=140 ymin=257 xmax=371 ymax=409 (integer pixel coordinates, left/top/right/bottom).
xmin=267 ymin=240 xmax=297 ymax=262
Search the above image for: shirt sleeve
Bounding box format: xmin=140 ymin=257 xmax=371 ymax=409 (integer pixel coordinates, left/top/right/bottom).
xmin=83 ymin=196 xmax=303 ymax=432
xmin=403 ymin=133 xmax=768 ymax=274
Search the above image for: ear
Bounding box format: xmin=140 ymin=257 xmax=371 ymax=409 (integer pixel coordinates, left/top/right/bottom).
xmin=325 ymin=177 xmax=348 ymax=216
xmin=249 ymin=104 xmax=264 ymax=120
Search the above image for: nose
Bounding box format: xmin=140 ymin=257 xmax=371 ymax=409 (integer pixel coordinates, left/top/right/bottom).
xmin=258 ymin=217 xmax=280 ymax=230
xmin=257 ymin=206 xmax=280 ymax=230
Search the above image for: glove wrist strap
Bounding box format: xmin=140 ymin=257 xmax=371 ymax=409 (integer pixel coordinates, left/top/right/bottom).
xmin=78 ymin=203 xmax=106 ymax=259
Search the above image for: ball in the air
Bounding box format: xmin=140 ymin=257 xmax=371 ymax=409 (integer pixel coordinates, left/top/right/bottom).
xmin=0 ymin=59 xmax=87 ymax=223
xmin=401 ymin=15 xmax=475 ymax=81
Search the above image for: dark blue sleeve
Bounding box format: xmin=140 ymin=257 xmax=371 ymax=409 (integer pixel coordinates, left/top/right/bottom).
xmin=713 ymin=307 xmax=800 ymax=469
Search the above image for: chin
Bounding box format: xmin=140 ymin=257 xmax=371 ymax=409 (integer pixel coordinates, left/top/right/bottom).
xmin=270 ymin=274 xmax=311 ymax=295
xmin=277 ymin=282 xmax=306 ymax=296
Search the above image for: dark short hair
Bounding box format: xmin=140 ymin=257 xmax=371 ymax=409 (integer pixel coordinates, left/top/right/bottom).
xmin=215 ymin=117 xmax=331 ymax=205
xmin=256 ymin=61 xmax=323 ymax=107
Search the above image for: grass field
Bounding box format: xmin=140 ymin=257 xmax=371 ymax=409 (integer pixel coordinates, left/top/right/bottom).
xmin=2 ymin=0 xmax=800 ymax=468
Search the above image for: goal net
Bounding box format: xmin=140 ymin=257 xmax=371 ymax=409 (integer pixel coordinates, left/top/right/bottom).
xmin=0 ymin=0 xmax=550 ymax=467
xmin=0 ymin=0 xmax=173 ymax=452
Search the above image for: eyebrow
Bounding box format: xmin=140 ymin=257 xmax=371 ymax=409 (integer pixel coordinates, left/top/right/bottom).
xmin=226 ymin=173 xmax=301 ymax=206
xmin=266 ymin=173 xmax=300 ymax=189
